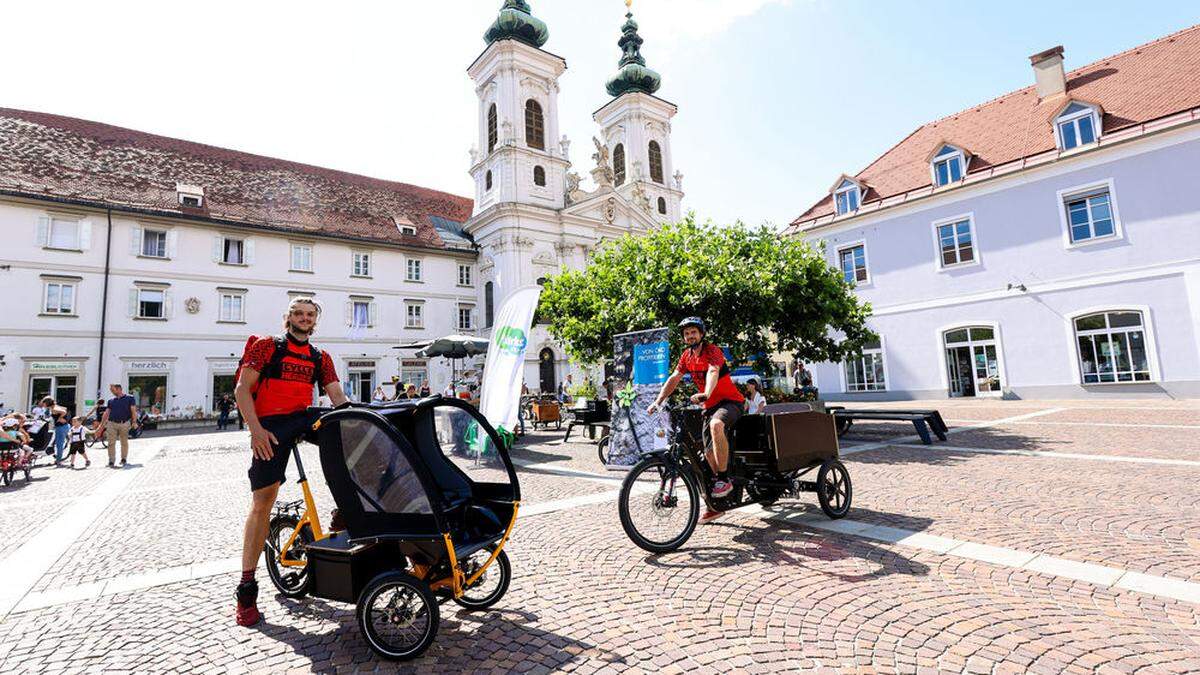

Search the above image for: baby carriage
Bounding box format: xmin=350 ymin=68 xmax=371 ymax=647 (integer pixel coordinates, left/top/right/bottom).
xmin=264 ymin=396 xmax=520 ymax=660
xmin=0 ymin=438 xmax=35 ymax=485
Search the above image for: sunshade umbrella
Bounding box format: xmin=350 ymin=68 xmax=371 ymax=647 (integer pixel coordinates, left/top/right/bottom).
xmin=394 ymin=334 xmax=490 ymax=392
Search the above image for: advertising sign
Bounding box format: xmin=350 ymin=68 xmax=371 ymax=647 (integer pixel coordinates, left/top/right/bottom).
xmin=607 ymin=327 xmax=670 ymax=468
xmin=479 ymin=286 xmax=541 ymax=434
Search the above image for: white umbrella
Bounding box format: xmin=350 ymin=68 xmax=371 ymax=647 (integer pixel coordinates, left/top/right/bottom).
xmin=394 ymin=334 xmax=489 ymax=391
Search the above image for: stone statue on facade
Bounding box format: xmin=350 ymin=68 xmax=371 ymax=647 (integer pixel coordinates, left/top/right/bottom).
xmin=564 ymin=171 xmax=585 ymax=204
xmin=591 ymin=136 xmax=614 ymax=187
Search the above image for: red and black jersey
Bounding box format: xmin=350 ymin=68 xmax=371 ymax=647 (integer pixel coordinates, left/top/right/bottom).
xmin=675 ymin=343 xmax=745 ymax=410
xmin=243 ymin=335 xmax=339 ymax=417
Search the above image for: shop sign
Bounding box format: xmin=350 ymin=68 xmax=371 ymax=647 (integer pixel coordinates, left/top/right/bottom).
xmin=29 ymin=361 xmax=81 ymax=373
xmin=211 ymin=360 xmax=238 ymax=372
xmin=401 ymin=359 xmax=426 ymax=367
xmin=348 ymin=360 xmax=376 ymax=369
xmin=128 ymin=360 xmax=171 ymax=372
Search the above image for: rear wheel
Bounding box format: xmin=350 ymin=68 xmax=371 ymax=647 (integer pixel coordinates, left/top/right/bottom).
xmin=596 ymin=435 xmax=610 ymax=465
xmin=357 ymin=572 xmax=439 ymax=661
xmin=453 ymin=547 xmax=511 ymax=610
xmin=816 ymin=459 xmax=852 ymax=519
xmin=264 ymin=515 xmax=313 ymax=598
xmin=618 ymin=455 xmax=699 ymax=553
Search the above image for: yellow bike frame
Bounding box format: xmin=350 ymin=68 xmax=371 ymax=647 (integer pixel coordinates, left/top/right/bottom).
xmin=278 ymin=476 xmax=326 ymax=568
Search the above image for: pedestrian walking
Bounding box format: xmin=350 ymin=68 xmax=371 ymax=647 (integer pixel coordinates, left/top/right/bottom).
xmin=217 ymin=395 xmax=233 ymax=430
xmin=98 ymin=384 xmax=138 ymax=467
xmin=67 ymin=417 xmax=90 ymax=468
xmin=45 ymin=398 xmax=70 ymax=466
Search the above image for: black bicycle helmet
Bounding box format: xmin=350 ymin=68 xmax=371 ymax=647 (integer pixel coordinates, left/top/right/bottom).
xmin=678 ymin=316 xmax=706 ymax=334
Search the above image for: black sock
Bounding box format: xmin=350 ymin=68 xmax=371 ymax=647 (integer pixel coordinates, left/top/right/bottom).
xmin=240 ymin=569 xmax=255 ymax=584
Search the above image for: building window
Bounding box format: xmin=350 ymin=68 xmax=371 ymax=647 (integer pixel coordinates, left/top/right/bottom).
xmin=45 ymin=217 xmax=81 ymax=250
xmin=350 ymin=300 xmax=371 ymax=328
xmin=931 ymin=145 xmax=964 ymax=187
xmin=290 ymin=243 xmax=313 ymax=272
xmin=1056 ymin=102 xmax=1099 ymax=150
xmin=222 ymin=237 xmax=245 ymax=265
xmin=1063 ymin=187 xmax=1117 ymax=244
xmin=487 ymin=103 xmax=497 ymax=154
xmin=406 ymin=303 xmax=423 ymax=329
xmin=458 ymin=264 xmax=473 ymax=287
xmin=458 ymin=305 xmax=474 ymax=331
xmin=141 ymin=229 xmax=168 ymax=258
xmin=1074 ymin=311 xmax=1151 ymax=383
xmin=485 ymin=170 xmax=493 ymax=191
xmin=613 ymin=144 xmax=626 ymax=186
xmin=352 ymin=251 xmax=371 ymax=277
xmin=406 ymin=258 xmax=422 ymax=282
xmin=484 ymin=281 xmax=494 ymax=328
xmin=219 ymin=292 xmax=245 ymax=322
xmin=657 ymin=196 xmax=667 ymax=215
xmin=648 ymin=141 xmax=664 ymax=184
xmin=833 ymin=180 xmax=860 ymax=215
xmin=934 ymin=216 xmax=975 ymax=267
xmin=837 ymin=243 xmax=868 ymax=284
xmin=44 ymin=281 xmax=76 ymax=315
xmin=845 ymin=339 xmax=886 ymax=392
xmin=525 ymin=99 xmax=545 ymax=150
xmin=533 ymin=165 xmax=546 ymax=187
xmin=136 ymin=288 xmax=166 ymax=319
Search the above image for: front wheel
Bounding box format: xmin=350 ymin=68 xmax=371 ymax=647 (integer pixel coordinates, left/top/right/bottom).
xmin=817 ymin=459 xmax=852 ymax=519
xmin=453 ymin=547 xmax=511 ymax=610
xmin=596 ymin=435 xmax=610 ymax=465
xmin=618 ymin=455 xmax=700 ymax=553
xmin=357 ymin=572 xmax=439 ymax=661
xmin=264 ymin=515 xmax=313 ymax=598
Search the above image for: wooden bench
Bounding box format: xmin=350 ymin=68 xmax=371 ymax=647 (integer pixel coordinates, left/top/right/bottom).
xmin=825 ymin=407 xmax=948 ymax=445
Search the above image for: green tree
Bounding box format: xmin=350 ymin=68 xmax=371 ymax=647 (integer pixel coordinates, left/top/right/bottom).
xmin=538 ymin=215 xmax=875 ymax=372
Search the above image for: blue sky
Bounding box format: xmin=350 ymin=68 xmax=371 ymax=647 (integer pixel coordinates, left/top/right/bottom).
xmin=3 ymin=1 xmax=1198 ymax=228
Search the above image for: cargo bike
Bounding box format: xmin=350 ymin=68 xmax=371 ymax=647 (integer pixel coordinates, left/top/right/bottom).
xmin=262 ymin=397 xmax=520 ymax=660
xmin=618 ymin=402 xmax=851 ymax=553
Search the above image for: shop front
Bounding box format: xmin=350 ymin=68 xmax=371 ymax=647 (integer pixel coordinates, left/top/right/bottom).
xmin=345 ymin=359 xmax=377 ymax=403
xmin=24 ymin=359 xmax=85 ymax=417
xmin=208 ymin=358 xmax=239 ymax=412
xmin=123 ymin=358 xmax=175 ymax=416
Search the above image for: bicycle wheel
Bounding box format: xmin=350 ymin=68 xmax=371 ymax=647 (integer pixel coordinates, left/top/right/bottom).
xmin=264 ymin=515 xmax=313 ymax=598
xmin=816 ymin=459 xmax=852 ymax=519
xmin=618 ymin=455 xmax=699 ymax=553
xmin=596 ymin=435 xmax=610 ymax=465
xmin=453 ymin=547 xmax=511 ymax=610
xmin=357 ymin=572 xmax=439 ymax=661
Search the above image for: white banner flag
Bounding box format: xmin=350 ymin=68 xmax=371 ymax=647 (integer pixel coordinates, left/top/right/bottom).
xmin=479 ymin=285 xmax=542 ymax=433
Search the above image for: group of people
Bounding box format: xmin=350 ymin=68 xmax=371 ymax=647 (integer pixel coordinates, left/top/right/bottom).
xmin=0 ymin=384 xmax=140 ymax=472
xmin=370 ymin=380 xmax=432 ymax=403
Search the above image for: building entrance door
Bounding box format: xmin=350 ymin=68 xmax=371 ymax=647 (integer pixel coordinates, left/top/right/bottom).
xmin=29 ymin=374 xmax=78 ymax=416
xmin=943 ymin=326 xmax=1002 ymax=398
xmin=538 ymin=348 xmax=556 ymax=395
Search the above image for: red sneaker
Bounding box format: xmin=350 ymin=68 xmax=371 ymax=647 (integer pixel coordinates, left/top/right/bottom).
xmin=700 ymin=509 xmax=724 ymax=524
xmin=236 ymin=604 xmax=262 ymax=627
xmin=235 ymin=580 xmax=262 ymax=627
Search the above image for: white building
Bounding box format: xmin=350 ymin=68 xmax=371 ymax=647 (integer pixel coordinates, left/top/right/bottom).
xmin=790 ymin=29 xmax=1200 ymax=400
xmin=0 ymin=0 xmax=683 ymax=418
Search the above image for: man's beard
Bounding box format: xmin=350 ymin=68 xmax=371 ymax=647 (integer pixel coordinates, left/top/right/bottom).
xmin=287 ymin=320 xmax=314 ymax=337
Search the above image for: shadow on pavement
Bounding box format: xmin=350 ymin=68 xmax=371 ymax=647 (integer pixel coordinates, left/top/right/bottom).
xmin=843 ymin=424 xmax=1056 ymax=467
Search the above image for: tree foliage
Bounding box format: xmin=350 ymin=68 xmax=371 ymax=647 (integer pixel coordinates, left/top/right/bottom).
xmin=538 ymin=215 xmax=875 ymax=371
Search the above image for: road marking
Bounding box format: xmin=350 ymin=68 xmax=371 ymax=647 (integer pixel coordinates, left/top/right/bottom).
xmin=840 ymin=407 xmax=1065 ymax=456
xmin=0 ymin=441 xmax=167 ymax=618
xmin=891 ymin=443 xmax=1200 ymax=468
xmin=945 ymin=418 xmax=1200 ymax=431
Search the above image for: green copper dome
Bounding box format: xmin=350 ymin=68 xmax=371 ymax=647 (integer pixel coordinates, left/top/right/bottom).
xmin=484 ymin=0 xmax=549 ymax=49
xmin=605 ymin=11 xmax=661 ymax=97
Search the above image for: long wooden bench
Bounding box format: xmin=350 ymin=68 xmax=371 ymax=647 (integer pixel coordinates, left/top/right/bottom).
xmin=825 ymin=407 xmax=948 ymax=445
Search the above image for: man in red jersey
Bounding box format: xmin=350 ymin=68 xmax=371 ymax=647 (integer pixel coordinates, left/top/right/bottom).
xmin=233 ymin=297 xmax=347 ymax=627
xmin=648 ymin=317 xmax=745 ymax=522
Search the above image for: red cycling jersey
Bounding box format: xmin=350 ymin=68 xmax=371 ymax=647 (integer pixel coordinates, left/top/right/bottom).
xmin=675 ymin=343 xmax=744 ymax=410
xmin=243 ymin=335 xmax=339 ymax=417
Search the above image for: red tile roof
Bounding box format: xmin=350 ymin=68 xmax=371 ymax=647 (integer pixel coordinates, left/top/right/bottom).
xmin=793 ymin=23 xmax=1200 ymax=225
xmin=0 ymin=108 xmax=474 ymax=249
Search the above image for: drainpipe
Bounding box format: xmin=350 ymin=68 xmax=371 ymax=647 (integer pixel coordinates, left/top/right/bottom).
xmin=95 ymin=208 xmax=113 ymax=405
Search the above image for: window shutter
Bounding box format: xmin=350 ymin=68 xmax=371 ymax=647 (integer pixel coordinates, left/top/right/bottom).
xmin=166 ymin=230 xmax=178 ymax=259
xmin=244 ymin=239 xmax=256 ymax=265
xmin=128 ymin=289 xmax=139 ymax=317
xmin=130 ymin=225 xmax=142 ymax=256
xmin=369 ymin=302 xmax=379 ymax=328
xmin=345 ymin=300 xmax=353 ymax=326
xmin=79 ymin=220 xmax=93 ymax=250
xmin=163 ymin=290 xmax=174 ymax=318
xmin=37 ymin=216 xmax=50 ymax=246
xmin=212 ymin=235 xmax=223 ymax=262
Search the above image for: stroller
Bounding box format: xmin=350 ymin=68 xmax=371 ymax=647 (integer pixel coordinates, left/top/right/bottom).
xmin=0 ymin=437 xmax=35 ymax=485
xmin=264 ymin=396 xmax=520 ymax=660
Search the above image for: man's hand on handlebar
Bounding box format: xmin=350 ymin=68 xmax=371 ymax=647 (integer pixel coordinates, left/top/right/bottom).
xmin=689 ymin=392 xmax=709 ymax=405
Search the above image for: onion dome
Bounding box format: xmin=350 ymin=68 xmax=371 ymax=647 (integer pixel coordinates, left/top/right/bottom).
xmin=605 ymin=8 xmax=661 ymax=97
xmin=484 ymin=0 xmax=549 ymax=49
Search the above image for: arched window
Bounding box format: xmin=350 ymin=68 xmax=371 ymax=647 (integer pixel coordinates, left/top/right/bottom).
xmin=533 ymin=166 xmax=546 ymax=187
xmin=487 ymin=104 xmax=497 ymax=154
xmin=484 ymin=281 xmax=494 ymax=327
xmin=657 ymin=196 xmax=667 ymax=214
xmin=613 ymin=143 xmax=626 ymax=186
xmin=648 ymin=140 xmax=664 ymax=184
xmin=525 ymin=100 xmax=544 ymax=150
xmin=485 ymin=170 xmax=493 ymax=191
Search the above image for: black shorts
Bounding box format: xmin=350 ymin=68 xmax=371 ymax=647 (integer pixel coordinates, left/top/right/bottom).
xmin=69 ymin=441 xmax=86 ymax=455
xmin=248 ymin=414 xmax=311 ymax=491
xmin=702 ymin=400 xmax=743 ymax=452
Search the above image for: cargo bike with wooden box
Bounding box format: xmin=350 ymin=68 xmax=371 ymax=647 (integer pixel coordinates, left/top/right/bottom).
xmin=262 ymin=397 xmax=520 ymax=661
xmin=617 ymin=402 xmax=851 ymax=553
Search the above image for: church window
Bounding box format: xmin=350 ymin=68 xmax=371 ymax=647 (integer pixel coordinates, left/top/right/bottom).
xmin=613 ymin=144 xmax=626 ymax=186
xmin=525 ymin=99 xmax=545 ymax=150
xmin=657 ymin=197 xmax=667 ymax=214
xmin=485 ymin=170 xmax=493 ymax=191
xmin=487 ymin=104 xmax=497 ymax=154
xmin=648 ymin=141 xmax=664 ymax=184
xmin=533 ymin=165 xmax=546 ymax=187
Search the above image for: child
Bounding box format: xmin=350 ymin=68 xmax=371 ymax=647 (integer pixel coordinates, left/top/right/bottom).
xmin=1 ymin=418 xmax=33 ymax=465
xmin=68 ymin=417 xmax=90 ymax=468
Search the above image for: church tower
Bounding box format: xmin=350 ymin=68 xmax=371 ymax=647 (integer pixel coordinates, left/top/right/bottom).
xmin=594 ymin=2 xmax=684 ymax=223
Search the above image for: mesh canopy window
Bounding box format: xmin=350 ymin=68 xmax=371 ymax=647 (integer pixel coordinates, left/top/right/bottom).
xmin=339 ymin=418 xmax=432 ymax=514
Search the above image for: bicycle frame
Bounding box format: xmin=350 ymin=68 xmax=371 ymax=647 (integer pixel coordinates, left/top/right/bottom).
xmin=278 ymin=450 xmax=326 ymax=568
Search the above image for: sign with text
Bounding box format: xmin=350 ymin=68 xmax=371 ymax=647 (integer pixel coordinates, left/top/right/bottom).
xmin=607 ymin=327 xmax=670 ymax=468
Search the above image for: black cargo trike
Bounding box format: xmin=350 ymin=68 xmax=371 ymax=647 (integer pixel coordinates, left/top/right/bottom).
xmin=263 ymin=397 xmax=520 ymax=660
xmin=617 ymin=402 xmax=851 ymax=553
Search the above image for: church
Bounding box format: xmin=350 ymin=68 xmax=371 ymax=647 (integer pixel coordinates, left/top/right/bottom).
xmin=0 ymin=0 xmax=683 ymax=418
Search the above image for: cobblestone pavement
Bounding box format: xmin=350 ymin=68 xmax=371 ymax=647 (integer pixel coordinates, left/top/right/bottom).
xmin=0 ymin=400 xmax=1198 ymax=673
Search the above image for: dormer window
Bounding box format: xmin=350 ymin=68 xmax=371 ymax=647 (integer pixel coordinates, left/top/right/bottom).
xmin=833 ymin=179 xmax=861 ymax=216
xmin=930 ymin=145 xmax=966 ymax=187
xmin=176 ymin=183 xmax=204 ymax=208
xmin=395 ymin=217 xmax=417 ymax=236
xmin=1055 ymin=101 xmax=1100 ymax=150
